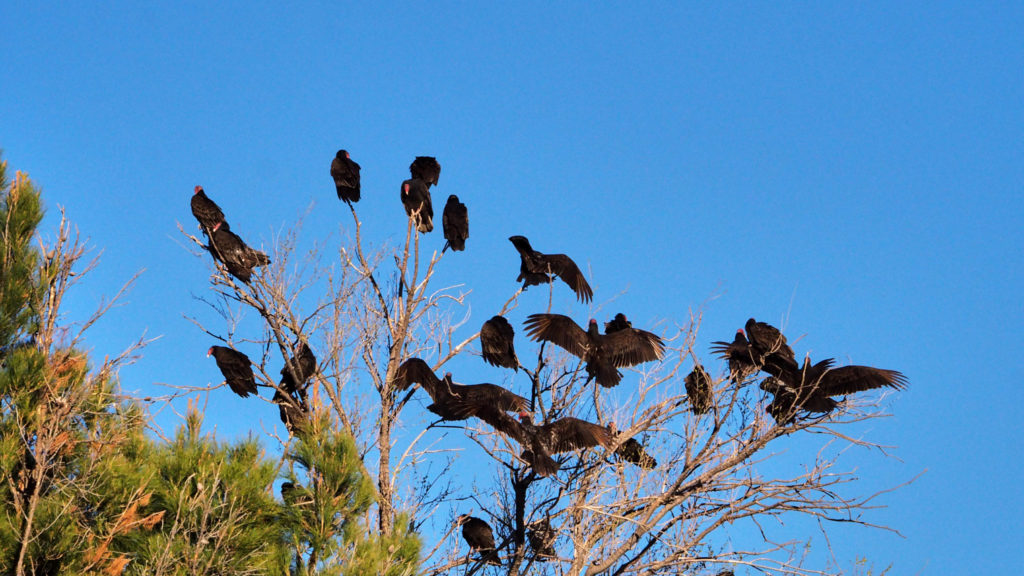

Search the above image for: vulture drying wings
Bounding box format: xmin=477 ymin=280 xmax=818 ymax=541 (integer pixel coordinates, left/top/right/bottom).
xmin=208 ymin=346 xmax=258 ymax=398
xmin=710 ymin=329 xmax=759 ymax=384
xmin=523 ymin=313 xmax=665 ymax=388
xmin=480 ymin=315 xmax=518 ymax=371
xmin=394 ymin=358 xmax=527 ymax=421
xmin=441 ymin=194 xmax=468 ymax=252
xmin=684 ymin=364 xmax=713 ymax=415
xmin=508 ymin=236 xmax=593 ymax=303
xmin=457 ymin=515 xmax=500 ymax=565
xmin=191 ymin=186 xmax=228 ymax=234
xmin=400 ymin=178 xmax=434 ymax=233
xmin=330 ymin=150 xmax=361 ymax=204
xmin=207 ymin=227 xmax=270 ymax=283
xmin=409 ymin=156 xmax=441 ymax=187
xmin=476 ymin=409 xmax=612 ymax=476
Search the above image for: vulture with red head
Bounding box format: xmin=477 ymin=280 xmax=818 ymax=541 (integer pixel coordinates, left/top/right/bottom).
xmin=409 ymin=156 xmax=441 ymax=187
xmin=208 ymin=346 xmax=258 ymax=398
xmin=457 ymin=514 xmax=500 ymax=566
xmin=191 ymin=186 xmax=228 ymax=235
xmin=400 ymin=178 xmax=433 ymax=233
xmin=508 ymin=236 xmax=593 ymax=303
xmin=330 ymin=150 xmax=361 ymax=205
xmin=684 ymin=364 xmax=713 ymax=415
xmin=480 ymin=315 xmax=518 ymax=371
xmin=523 ymin=313 xmax=665 ymax=388
xmin=207 ymin=227 xmax=269 ymax=283
xmin=710 ymin=329 xmax=759 ymax=384
xmin=394 ymin=358 xmax=527 ymax=421
xmin=442 ymin=194 xmax=468 ymax=252
xmin=476 ymin=409 xmax=612 ymax=476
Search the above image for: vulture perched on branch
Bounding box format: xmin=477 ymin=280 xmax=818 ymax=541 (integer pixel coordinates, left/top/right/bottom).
xmin=207 ymin=227 xmax=269 ymax=283
xmin=400 ymin=178 xmax=433 ymax=233
xmin=476 ymin=409 xmax=612 ymax=477
xmin=710 ymin=329 xmax=758 ymax=384
xmin=394 ymin=358 xmax=527 ymax=421
xmin=685 ymin=364 xmax=713 ymax=415
xmin=208 ymin=346 xmax=258 ymax=398
xmin=409 ymin=156 xmax=441 ymax=187
xmin=527 ymin=518 xmax=556 ymax=561
xmin=761 ymin=357 xmax=909 ymax=424
xmin=480 ymin=315 xmax=518 ymax=371
xmin=711 ymin=318 xmax=797 ymax=382
xmin=273 ymin=390 xmax=308 ymax=435
xmin=457 ymin=515 xmax=500 ymax=566
xmin=330 ymin=149 xmax=361 ymax=204
xmin=191 ymin=186 xmax=227 ymax=235
xmin=614 ymin=437 xmax=658 ymax=469
xmin=280 ymin=341 xmax=316 ymax=404
xmin=523 ymin=313 xmax=665 ymax=388
xmin=441 ymin=194 xmax=468 ymax=252
xmin=508 ymin=236 xmax=593 ymax=303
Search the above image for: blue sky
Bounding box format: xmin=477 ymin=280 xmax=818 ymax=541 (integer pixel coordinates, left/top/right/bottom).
xmin=2 ymin=2 xmax=1022 ymax=573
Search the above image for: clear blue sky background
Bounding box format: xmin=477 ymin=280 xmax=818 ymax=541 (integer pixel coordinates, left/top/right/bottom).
xmin=2 ymin=2 xmax=1022 ymax=573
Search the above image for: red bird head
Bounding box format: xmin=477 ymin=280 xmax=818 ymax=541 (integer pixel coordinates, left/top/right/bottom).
xmin=194 ymin=185 xmax=203 ymax=195
xmin=206 ymin=346 xmax=214 ymax=357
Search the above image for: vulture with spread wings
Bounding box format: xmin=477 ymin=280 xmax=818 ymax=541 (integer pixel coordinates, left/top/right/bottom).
xmin=394 ymin=358 xmax=527 ymax=421
xmin=508 ymin=236 xmax=593 ymax=303
xmin=523 ymin=313 xmax=665 ymax=388
xmin=476 ymin=409 xmax=612 ymax=476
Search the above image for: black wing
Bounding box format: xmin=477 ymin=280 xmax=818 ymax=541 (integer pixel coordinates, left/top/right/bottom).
xmin=394 ymin=357 xmax=442 ymax=393
xmin=600 ymin=326 xmax=665 ymax=368
xmin=539 ymin=253 xmax=593 ymax=303
xmin=819 ymin=365 xmax=908 ymax=396
xmin=409 ymin=156 xmax=441 ymax=186
xmin=480 ymin=315 xmax=518 ymax=370
xmin=331 ymin=150 xmax=361 ymax=203
xmin=522 ymin=314 xmax=589 ymax=359
xmin=537 ymin=417 xmax=612 ymax=453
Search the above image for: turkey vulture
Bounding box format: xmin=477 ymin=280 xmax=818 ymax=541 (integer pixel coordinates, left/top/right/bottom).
xmin=207 ymin=346 xmax=258 ymax=398
xmin=330 ymin=150 xmax=361 ymax=204
xmin=394 ymin=358 xmax=527 ymax=421
xmin=710 ymin=329 xmax=759 ymax=384
xmin=604 ymin=313 xmax=632 ymax=334
xmin=508 ymin=236 xmax=593 ymax=303
xmin=191 ymin=186 xmax=228 ymax=234
xmin=441 ymin=195 xmax=468 ymax=252
xmin=614 ymin=437 xmax=658 ymax=469
xmin=744 ymin=318 xmax=797 ymax=375
xmin=207 ymin=227 xmax=270 ymax=283
xmin=273 ymin=390 xmax=308 ymax=434
xmin=280 ymin=341 xmax=316 ymax=404
xmin=684 ymin=364 xmax=713 ymax=415
xmin=400 ymin=178 xmax=433 ymax=233
xmin=476 ymin=409 xmax=612 ymax=476
xmin=761 ymin=358 xmax=909 ymax=423
xmin=457 ymin=514 xmax=501 ymax=565
xmin=480 ymin=315 xmax=518 ymax=371
xmin=527 ymin=518 xmax=556 ymax=561
xmin=522 ymin=313 xmax=665 ymax=388
xmin=410 ymin=156 xmax=441 ymax=187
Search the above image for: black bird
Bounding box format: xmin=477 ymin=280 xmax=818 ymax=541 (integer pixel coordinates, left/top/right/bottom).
xmin=684 ymin=364 xmax=713 ymax=415
xmin=207 ymin=227 xmax=269 ymax=283
xmin=476 ymin=409 xmax=612 ymax=476
xmin=480 ymin=315 xmax=518 ymax=371
xmin=523 ymin=313 xmax=665 ymax=388
xmin=604 ymin=313 xmax=632 ymax=334
xmin=508 ymin=236 xmax=593 ymax=303
xmin=614 ymin=437 xmax=658 ymax=469
xmin=400 ymin=178 xmax=433 ymax=233
xmin=410 ymin=156 xmax=441 ymax=187
xmin=273 ymin=390 xmax=308 ymax=434
xmin=330 ymin=150 xmax=361 ymax=204
xmin=191 ymin=186 xmax=228 ymax=235
xmin=457 ymin=515 xmax=501 ymax=566
xmin=761 ymin=358 xmax=909 ymax=423
xmin=394 ymin=358 xmax=527 ymax=421
xmin=710 ymin=329 xmax=759 ymax=384
xmin=743 ymin=318 xmax=797 ymax=375
xmin=207 ymin=346 xmax=258 ymax=398
xmin=280 ymin=341 xmax=316 ymax=404
xmin=527 ymin=518 xmax=556 ymax=561
xmin=441 ymin=195 xmax=468 ymax=252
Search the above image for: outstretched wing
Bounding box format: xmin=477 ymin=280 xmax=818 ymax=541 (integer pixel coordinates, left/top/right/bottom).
xmin=819 ymin=365 xmax=908 ymax=396
xmin=540 ymin=253 xmax=593 ymax=303
xmin=523 ymin=314 xmax=589 ymax=359
xmin=394 ymin=357 xmax=442 ymax=393
xmin=538 ymin=417 xmax=612 ymax=453
xmin=601 ymin=327 xmax=665 ymax=368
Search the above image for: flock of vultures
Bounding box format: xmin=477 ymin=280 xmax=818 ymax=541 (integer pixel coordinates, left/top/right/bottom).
xmin=189 ymin=151 xmax=908 ymax=567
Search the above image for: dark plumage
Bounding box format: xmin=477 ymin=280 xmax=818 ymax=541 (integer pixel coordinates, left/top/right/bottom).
xmin=744 ymin=318 xmax=797 ymax=375
xmin=191 ymin=186 xmax=228 ymax=235
xmin=604 ymin=313 xmax=632 ymax=334
xmin=273 ymin=390 xmax=308 ymax=434
xmin=761 ymin=358 xmax=909 ymax=424
xmin=710 ymin=329 xmax=759 ymax=384
xmin=207 ymin=227 xmax=270 ymax=283
xmin=401 ymin=178 xmax=434 ymax=233
xmin=394 ymin=358 xmax=527 ymax=421
xmin=476 ymin=409 xmax=612 ymax=476
xmin=480 ymin=315 xmax=518 ymax=371
xmin=508 ymin=236 xmax=593 ymax=303
xmin=527 ymin=518 xmax=556 ymax=561
xmin=684 ymin=364 xmax=713 ymax=415
xmin=457 ymin=515 xmax=500 ymax=566
xmin=207 ymin=346 xmax=258 ymax=398
xmin=522 ymin=314 xmax=665 ymax=388
xmin=330 ymin=150 xmax=361 ymax=204
xmin=409 ymin=156 xmax=441 ymax=187
xmin=614 ymin=437 xmax=658 ymax=469
xmin=441 ymin=195 xmax=468 ymax=252
xmin=280 ymin=341 xmax=316 ymax=404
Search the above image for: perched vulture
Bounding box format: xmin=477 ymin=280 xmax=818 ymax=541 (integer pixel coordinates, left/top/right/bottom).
xmin=761 ymin=358 xmax=909 ymax=424
xmin=330 ymin=150 xmax=361 ymax=204
xmin=744 ymin=318 xmax=797 ymax=375
xmin=614 ymin=437 xmax=658 ymax=469
xmin=457 ymin=515 xmax=500 ymax=566
xmin=684 ymin=364 xmax=713 ymax=415
xmin=604 ymin=313 xmax=632 ymax=334
xmin=522 ymin=313 xmax=665 ymax=388
xmin=207 ymin=227 xmax=269 ymax=283
xmin=400 ymin=178 xmax=434 ymax=233
xmin=476 ymin=409 xmax=612 ymax=477
xmin=273 ymin=390 xmax=308 ymax=434
xmin=208 ymin=346 xmax=258 ymax=398
xmin=441 ymin=195 xmax=468 ymax=252
xmin=710 ymin=329 xmax=759 ymax=384
xmin=508 ymin=236 xmax=593 ymax=303
xmin=527 ymin=518 xmax=556 ymax=561
xmin=394 ymin=358 xmax=527 ymax=421
xmin=480 ymin=315 xmax=518 ymax=371
xmin=409 ymin=156 xmax=441 ymax=187
xmin=191 ymin=186 xmax=228 ymax=234
xmin=280 ymin=341 xmax=316 ymax=404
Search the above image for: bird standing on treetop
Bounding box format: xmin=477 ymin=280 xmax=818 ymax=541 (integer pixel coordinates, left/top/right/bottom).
xmin=508 ymin=236 xmax=593 ymax=303
xmin=191 ymin=186 xmax=228 ymax=235
xmin=208 ymin=346 xmax=258 ymax=398
xmin=442 ymin=194 xmax=468 ymax=252
xmin=330 ymin=150 xmax=361 ymax=205
xmin=207 ymin=227 xmax=270 ymax=283
xmin=685 ymin=364 xmax=713 ymax=415
xmin=400 ymin=178 xmax=433 ymax=233
xmin=410 ymin=156 xmax=441 ymax=187
xmin=480 ymin=315 xmax=518 ymax=371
